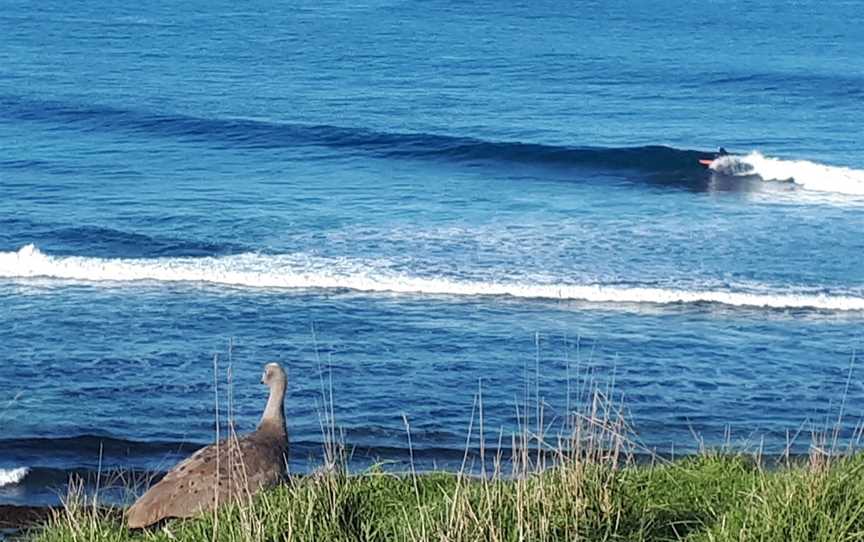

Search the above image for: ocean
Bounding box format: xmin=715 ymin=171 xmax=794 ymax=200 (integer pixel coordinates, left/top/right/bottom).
xmin=1 ymin=0 xmax=863 ymax=506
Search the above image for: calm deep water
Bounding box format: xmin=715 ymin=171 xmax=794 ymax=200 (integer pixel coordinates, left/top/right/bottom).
xmin=1 ymin=0 xmax=863 ymax=505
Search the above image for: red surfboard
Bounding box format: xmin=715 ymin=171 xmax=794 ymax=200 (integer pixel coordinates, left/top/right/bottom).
xmin=698 ymin=159 xmax=714 ymax=167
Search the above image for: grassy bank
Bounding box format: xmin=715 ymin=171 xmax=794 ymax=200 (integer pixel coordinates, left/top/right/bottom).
xmin=31 ymin=450 xmax=864 ymax=542
xmin=28 ymin=354 xmax=864 ymax=542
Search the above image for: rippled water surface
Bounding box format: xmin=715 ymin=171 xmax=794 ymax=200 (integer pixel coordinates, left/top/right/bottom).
xmin=1 ymin=0 xmax=863 ymax=505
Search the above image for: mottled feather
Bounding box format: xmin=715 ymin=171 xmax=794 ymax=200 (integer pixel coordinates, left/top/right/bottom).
xmin=126 ymin=363 xmax=288 ymax=528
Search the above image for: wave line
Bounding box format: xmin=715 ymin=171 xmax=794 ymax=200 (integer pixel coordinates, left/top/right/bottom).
xmin=0 ymin=467 xmax=30 ymax=487
xmin=710 ymin=152 xmax=864 ymax=196
xmin=1 ymin=245 xmax=862 ymax=311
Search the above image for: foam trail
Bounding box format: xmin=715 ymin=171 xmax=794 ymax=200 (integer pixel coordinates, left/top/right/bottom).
xmin=0 ymin=467 xmax=29 ymax=487
xmin=1 ymin=245 xmax=862 ymax=311
xmin=710 ymin=152 xmax=864 ymax=196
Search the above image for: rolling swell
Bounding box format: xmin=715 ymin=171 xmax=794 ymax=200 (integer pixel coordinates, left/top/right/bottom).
xmin=0 ymin=95 xmax=708 ymax=176
xmin=0 ymin=464 xmax=160 ymax=506
xmin=0 ymin=435 xmax=473 ymax=469
xmin=0 ymin=434 xmax=474 ymax=500
xmin=0 ymin=466 xmax=154 ymax=492
xmin=0 ymin=220 xmax=244 ymax=259
xmin=0 ymin=435 xmax=197 ymax=464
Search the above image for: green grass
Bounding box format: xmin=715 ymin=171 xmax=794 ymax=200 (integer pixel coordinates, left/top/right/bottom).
xmin=31 ymin=452 xmax=864 ymax=542
xmin=30 ymin=352 xmax=864 ymax=542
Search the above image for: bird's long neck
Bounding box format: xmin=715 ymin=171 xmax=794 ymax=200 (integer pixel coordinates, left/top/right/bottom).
xmin=258 ymin=379 xmax=287 ymax=439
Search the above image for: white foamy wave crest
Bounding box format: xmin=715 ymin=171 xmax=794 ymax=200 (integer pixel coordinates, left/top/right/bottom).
xmin=0 ymin=467 xmax=30 ymax=487
xmin=710 ymin=152 xmax=864 ymax=196
xmin=1 ymin=244 xmax=862 ymax=311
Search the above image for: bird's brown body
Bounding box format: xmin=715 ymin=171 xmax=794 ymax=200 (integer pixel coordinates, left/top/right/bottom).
xmin=126 ymin=363 xmax=288 ymax=529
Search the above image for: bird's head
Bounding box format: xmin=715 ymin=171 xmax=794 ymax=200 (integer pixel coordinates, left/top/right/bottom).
xmin=261 ymin=362 xmax=286 ymax=388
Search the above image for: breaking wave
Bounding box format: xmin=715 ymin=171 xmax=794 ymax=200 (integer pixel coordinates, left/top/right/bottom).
xmin=1 ymin=245 xmax=862 ymax=311
xmin=0 ymin=467 xmax=29 ymax=487
xmin=709 ymin=152 xmax=864 ymax=196
xmin=0 ymin=220 xmax=244 ymax=259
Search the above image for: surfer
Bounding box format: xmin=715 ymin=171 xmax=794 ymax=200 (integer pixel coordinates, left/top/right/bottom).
xmin=699 ymin=147 xmax=730 ymax=167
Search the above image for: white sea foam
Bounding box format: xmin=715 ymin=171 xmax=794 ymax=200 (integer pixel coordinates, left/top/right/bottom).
xmin=710 ymin=152 xmax=864 ymax=196
xmin=1 ymin=244 xmax=862 ymax=311
xmin=0 ymin=467 xmax=30 ymax=487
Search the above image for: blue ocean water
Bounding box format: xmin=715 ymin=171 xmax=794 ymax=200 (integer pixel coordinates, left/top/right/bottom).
xmin=1 ymin=0 xmax=863 ymax=505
